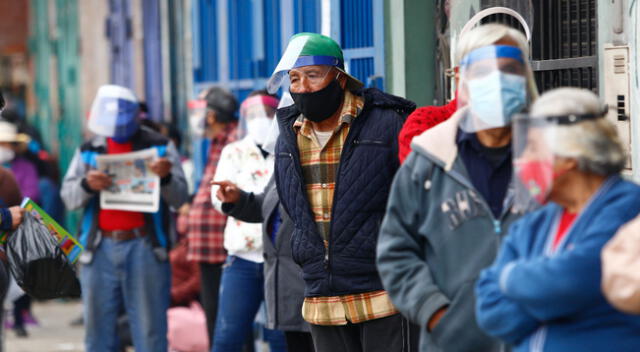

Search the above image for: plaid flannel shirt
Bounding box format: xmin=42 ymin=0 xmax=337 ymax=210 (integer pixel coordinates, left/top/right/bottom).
xmin=295 ymin=90 xmax=398 ymax=325
xmin=187 ymin=123 xmax=238 ymax=263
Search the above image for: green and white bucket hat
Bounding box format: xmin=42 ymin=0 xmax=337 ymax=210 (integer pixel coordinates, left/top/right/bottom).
xmin=267 ymin=32 xmax=364 ymax=94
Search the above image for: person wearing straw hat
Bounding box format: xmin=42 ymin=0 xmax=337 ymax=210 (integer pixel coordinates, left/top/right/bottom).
xmin=61 ymin=84 xmax=188 ymax=352
xmin=0 ymin=120 xmax=39 ymax=204
xmin=267 ymin=32 xmax=416 ymax=352
xmin=0 ymin=90 xmax=25 ymax=348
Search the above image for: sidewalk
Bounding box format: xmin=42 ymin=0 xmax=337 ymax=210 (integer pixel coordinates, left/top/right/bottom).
xmin=5 ymin=300 xmax=84 ymax=352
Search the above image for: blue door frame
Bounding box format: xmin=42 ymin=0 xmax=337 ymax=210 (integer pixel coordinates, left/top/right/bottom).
xmin=107 ymin=0 xmax=134 ymax=89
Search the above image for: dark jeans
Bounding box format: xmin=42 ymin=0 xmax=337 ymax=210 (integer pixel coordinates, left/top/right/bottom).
xmin=310 ymin=314 xmax=408 ymax=352
xmin=80 ymin=237 xmax=170 ymax=352
xmin=200 ymin=262 xmax=223 ymax=348
xmin=13 ymin=294 xmax=31 ymax=329
xmin=0 ymin=260 xmax=8 ymax=352
xmin=285 ymin=331 xmax=315 ymax=352
xmin=212 ymin=256 xmax=286 ymax=352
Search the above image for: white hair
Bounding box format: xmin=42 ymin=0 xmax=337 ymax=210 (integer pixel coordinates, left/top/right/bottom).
xmin=456 ymin=23 xmax=539 ymax=101
xmin=531 ymin=87 xmax=626 ymax=175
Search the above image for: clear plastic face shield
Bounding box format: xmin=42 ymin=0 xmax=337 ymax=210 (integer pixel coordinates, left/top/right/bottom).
xmin=188 ymin=99 xmax=208 ymax=138
xmin=512 ymin=108 xmax=608 ymax=210
xmin=263 ymin=92 xmax=294 ymax=155
xmin=457 ymin=45 xmax=528 ymax=133
xmin=266 ymin=35 xmax=343 ymax=94
xmin=237 ymin=95 xmax=279 ymax=146
xmin=88 ymin=85 xmax=140 ymax=139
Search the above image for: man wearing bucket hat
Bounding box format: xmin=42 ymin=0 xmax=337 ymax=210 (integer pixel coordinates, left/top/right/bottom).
xmin=61 ymin=84 xmax=188 ymax=352
xmin=377 ymin=23 xmax=538 ymax=352
xmin=268 ymin=33 xmax=415 ymax=352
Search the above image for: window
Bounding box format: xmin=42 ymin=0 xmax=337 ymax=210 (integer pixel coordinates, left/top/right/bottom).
xmin=480 ymin=0 xmax=598 ymax=93
xmin=531 ymin=0 xmax=598 ymax=93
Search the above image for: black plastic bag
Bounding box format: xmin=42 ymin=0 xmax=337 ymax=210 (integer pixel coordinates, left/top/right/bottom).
xmin=6 ymin=212 xmax=81 ymax=299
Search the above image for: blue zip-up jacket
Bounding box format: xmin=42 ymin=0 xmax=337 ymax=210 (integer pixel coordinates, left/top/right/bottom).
xmin=274 ymin=88 xmax=415 ymax=297
xmin=60 ymin=126 xmax=188 ymax=262
xmin=377 ymin=110 xmax=524 ymax=352
xmin=475 ymin=176 xmax=640 ymax=352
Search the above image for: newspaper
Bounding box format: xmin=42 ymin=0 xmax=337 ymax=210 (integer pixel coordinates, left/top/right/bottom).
xmin=95 ymin=148 xmax=161 ymax=213
xmin=0 ymin=198 xmax=84 ymax=263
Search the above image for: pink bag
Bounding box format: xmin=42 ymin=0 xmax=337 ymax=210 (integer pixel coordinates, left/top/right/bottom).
xmin=167 ymin=302 xmax=209 ymax=352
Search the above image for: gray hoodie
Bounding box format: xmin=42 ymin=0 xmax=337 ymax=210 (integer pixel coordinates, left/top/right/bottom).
xmin=377 ymin=111 xmax=524 ymax=352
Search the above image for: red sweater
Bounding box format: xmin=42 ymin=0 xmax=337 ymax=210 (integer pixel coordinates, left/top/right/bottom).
xmin=398 ymin=98 xmax=457 ymax=163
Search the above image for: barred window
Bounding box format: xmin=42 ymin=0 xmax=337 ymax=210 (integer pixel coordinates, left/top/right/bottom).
xmin=531 ymin=0 xmax=598 ymax=93
xmin=480 ymin=0 xmax=598 ymax=93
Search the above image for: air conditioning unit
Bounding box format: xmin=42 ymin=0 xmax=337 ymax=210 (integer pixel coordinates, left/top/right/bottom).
xmin=603 ymin=44 xmax=632 ymax=172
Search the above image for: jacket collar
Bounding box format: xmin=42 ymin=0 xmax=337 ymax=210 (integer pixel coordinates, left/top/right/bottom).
xmin=410 ymin=108 xmax=465 ymax=171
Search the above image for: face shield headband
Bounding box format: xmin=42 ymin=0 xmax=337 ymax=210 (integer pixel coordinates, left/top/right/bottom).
xmin=459 ymin=45 xmax=525 ymax=67
xmin=525 ymin=106 xmax=609 ymax=126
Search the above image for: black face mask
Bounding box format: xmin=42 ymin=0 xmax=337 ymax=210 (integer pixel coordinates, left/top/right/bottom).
xmin=290 ymin=79 xmax=344 ymax=123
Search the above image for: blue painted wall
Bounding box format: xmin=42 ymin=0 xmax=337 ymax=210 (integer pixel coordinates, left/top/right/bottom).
xmin=193 ymin=0 xmax=218 ymax=83
xmin=142 ymin=0 xmax=164 ymax=121
xmin=107 ymin=0 xmax=134 ymax=89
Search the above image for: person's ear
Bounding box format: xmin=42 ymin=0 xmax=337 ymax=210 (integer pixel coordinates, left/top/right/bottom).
xmin=554 ymin=157 xmax=578 ymax=174
xmin=206 ymin=110 xmax=217 ymax=125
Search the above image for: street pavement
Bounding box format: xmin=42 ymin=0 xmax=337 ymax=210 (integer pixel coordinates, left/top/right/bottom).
xmin=5 ymin=300 xmax=84 ymax=352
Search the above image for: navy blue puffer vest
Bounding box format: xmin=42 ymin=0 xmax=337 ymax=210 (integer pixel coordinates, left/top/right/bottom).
xmin=274 ymin=88 xmax=415 ymax=297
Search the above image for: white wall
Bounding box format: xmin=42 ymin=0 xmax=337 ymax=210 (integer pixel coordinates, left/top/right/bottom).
xmin=78 ymin=0 xmax=110 ymax=123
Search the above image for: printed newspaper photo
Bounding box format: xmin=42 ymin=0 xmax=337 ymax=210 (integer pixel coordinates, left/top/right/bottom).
xmin=95 ymin=148 xmax=161 ymax=213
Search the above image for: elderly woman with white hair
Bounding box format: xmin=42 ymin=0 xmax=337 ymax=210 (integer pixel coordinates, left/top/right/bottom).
xmin=475 ymin=87 xmax=640 ymax=352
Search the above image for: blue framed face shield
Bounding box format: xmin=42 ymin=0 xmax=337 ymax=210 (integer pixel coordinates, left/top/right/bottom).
xmin=457 ymin=45 xmax=529 ymax=133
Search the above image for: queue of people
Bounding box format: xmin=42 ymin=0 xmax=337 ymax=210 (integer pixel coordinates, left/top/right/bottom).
xmin=0 ymin=17 xmax=639 ymax=352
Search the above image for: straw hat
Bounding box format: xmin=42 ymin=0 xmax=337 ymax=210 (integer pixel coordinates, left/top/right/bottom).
xmin=0 ymin=120 xmax=30 ymax=143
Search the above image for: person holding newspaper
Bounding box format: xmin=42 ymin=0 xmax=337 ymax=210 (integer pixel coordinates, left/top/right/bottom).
xmin=60 ymin=85 xmax=188 ymax=352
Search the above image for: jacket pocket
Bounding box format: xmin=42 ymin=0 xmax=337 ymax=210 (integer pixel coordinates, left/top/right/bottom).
xmin=430 ymin=280 xmax=499 ymax=352
xmin=353 ymin=139 xmax=390 ymax=147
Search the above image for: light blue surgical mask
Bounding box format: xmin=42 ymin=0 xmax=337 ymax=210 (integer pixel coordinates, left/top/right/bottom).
xmin=465 ymin=71 xmax=527 ymax=131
